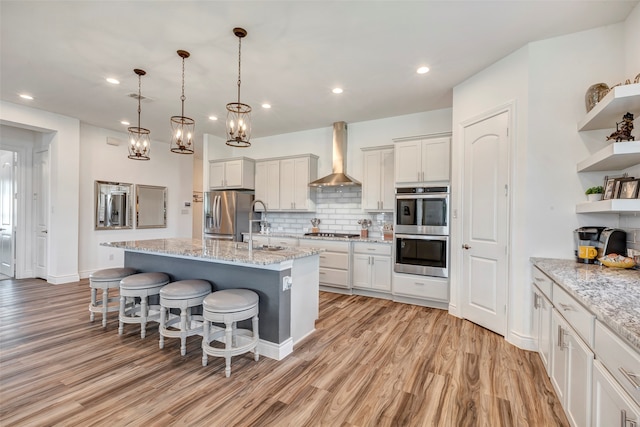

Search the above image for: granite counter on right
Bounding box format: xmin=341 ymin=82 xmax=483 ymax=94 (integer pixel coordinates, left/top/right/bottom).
xmin=531 ymin=257 xmax=640 ymax=353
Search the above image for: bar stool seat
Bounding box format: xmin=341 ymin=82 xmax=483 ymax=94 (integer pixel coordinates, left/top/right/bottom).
xmin=119 ymin=272 xmax=170 ymax=338
xmin=201 ymin=289 xmax=259 ymax=377
xmin=89 ymin=267 xmax=137 ymax=327
xmin=159 ymin=280 xmax=212 ymax=356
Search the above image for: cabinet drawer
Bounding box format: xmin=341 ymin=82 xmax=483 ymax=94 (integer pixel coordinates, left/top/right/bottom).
xmin=553 ymin=285 xmax=595 ymax=347
xmin=595 ymin=321 xmax=640 ymax=406
xmin=353 ymin=242 xmax=391 ymax=256
xmin=318 ymin=252 xmax=348 ymax=270
xmin=319 ymin=268 xmax=349 ymax=288
xmin=532 ymin=266 xmax=553 ymax=299
xmin=266 ymin=237 xmax=299 ymax=247
xmin=299 ymin=239 xmax=349 ymax=253
xmin=393 ymin=274 xmax=448 ymax=301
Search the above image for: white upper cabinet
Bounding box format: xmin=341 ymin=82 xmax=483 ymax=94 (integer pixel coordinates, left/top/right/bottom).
xmin=394 ymin=136 xmax=450 ymax=185
xmin=254 ymin=160 xmax=280 ymax=211
xmin=362 ymin=146 xmax=394 ymax=212
xmin=209 ymin=157 xmax=255 ymax=190
xmin=576 ymin=83 xmax=640 ymax=214
xmin=280 ymin=155 xmax=317 ymax=211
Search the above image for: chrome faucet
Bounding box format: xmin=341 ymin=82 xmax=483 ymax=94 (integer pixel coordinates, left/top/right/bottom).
xmin=248 ymin=199 xmax=267 ymax=253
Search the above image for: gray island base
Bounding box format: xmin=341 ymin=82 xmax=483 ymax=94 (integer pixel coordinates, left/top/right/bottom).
xmin=102 ymin=238 xmax=321 ymax=360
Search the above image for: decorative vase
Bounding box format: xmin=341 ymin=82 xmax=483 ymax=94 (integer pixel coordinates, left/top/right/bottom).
xmin=587 ymin=193 xmax=602 ymax=202
xmin=585 ymin=83 xmax=610 ymax=113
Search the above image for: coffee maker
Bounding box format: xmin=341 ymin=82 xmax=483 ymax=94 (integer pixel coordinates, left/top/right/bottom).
xmin=574 ymin=226 xmax=605 ymax=264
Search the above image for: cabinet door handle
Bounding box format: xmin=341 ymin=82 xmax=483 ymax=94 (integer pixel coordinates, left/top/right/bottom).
xmin=557 ymin=325 xmax=568 ymax=349
xmin=558 ymin=303 xmax=572 ymax=312
xmin=619 ymin=367 xmax=640 ymax=390
xmin=414 ymin=282 xmax=424 ymax=286
xmin=533 ymin=293 xmax=540 ymax=309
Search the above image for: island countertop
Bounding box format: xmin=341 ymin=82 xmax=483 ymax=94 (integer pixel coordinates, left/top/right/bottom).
xmin=102 ymin=238 xmax=323 ymax=267
xmin=531 ymin=257 xmax=640 ymax=352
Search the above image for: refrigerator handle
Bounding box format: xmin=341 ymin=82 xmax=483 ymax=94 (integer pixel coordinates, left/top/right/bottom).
xmin=215 ymin=195 xmax=221 ymax=229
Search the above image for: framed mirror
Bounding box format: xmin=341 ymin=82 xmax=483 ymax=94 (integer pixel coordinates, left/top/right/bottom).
xmin=95 ymin=181 xmax=133 ymax=230
xmin=136 ymin=184 xmax=167 ymax=229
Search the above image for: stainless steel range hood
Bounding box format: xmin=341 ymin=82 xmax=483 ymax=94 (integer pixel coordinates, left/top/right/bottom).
xmin=309 ymin=121 xmax=361 ymax=187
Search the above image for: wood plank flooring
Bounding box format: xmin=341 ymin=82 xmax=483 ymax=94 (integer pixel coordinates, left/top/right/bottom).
xmin=0 ymin=278 xmax=568 ymax=426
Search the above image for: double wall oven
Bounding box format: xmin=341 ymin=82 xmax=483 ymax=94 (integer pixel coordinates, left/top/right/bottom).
xmin=394 ymin=186 xmax=449 ymax=278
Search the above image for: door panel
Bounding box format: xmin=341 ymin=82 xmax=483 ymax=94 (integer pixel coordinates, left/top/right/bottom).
xmin=1 ymin=151 xmax=15 ymax=277
xmin=462 ymin=111 xmax=509 ymax=336
xmin=34 ymin=150 xmax=48 ymax=279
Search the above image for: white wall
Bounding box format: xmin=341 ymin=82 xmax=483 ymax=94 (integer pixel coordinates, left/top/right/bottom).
xmin=452 ymin=18 xmax=634 ymax=349
xmin=625 ymin=3 xmax=640 ymax=77
xmin=451 ymin=45 xmax=531 ymax=345
xmin=79 ymin=124 xmax=193 ymax=277
xmin=1 ymin=101 xmax=80 ymax=284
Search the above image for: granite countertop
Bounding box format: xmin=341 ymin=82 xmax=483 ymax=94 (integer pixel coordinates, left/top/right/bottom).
xmin=102 ymin=238 xmax=323 ymax=266
xmin=531 ymin=257 xmax=640 ymax=353
xmin=243 ymin=232 xmax=393 ymax=244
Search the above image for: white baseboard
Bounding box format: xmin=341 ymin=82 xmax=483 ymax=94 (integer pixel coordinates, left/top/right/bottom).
xmin=47 ymin=273 xmax=80 ymax=284
xmin=507 ymin=329 xmax=536 ymax=351
xmin=259 ymin=337 xmax=293 ymax=360
xmin=393 ymin=294 xmax=449 ymax=310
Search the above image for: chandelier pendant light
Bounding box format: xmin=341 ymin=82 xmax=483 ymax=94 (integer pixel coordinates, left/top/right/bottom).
xmin=170 ymin=50 xmax=195 ymax=154
xmin=226 ymin=27 xmax=252 ymax=147
xmin=128 ymin=68 xmax=151 ymax=160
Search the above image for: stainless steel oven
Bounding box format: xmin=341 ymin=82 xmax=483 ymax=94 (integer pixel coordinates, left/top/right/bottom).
xmin=395 ymin=186 xmax=449 ymax=236
xmin=394 ymin=234 xmax=448 ymax=277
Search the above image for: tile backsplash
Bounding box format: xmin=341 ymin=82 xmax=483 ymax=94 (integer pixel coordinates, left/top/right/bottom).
xmin=620 ymin=213 xmax=640 ymax=252
xmin=260 ymin=187 xmax=392 ymax=237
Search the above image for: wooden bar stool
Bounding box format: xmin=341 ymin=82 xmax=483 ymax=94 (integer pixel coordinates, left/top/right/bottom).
xmin=201 ymin=289 xmax=259 ymax=377
xmin=118 ymin=272 xmax=170 ymax=338
xmin=159 ymin=279 xmax=211 ymax=356
xmin=89 ymin=267 xmax=137 ymax=327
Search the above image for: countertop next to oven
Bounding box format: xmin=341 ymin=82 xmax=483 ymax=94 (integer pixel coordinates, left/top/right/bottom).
xmin=531 ymin=257 xmax=640 ymax=353
xmin=243 ymin=232 xmax=393 ymax=244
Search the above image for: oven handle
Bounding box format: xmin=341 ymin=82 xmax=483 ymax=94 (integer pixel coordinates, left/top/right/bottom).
xmin=395 ymin=234 xmax=449 ymax=242
xmin=395 ymin=194 xmax=449 ymax=200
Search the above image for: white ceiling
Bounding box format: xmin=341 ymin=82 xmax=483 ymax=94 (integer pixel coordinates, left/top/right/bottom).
xmin=1 ymin=1 xmax=637 ymax=151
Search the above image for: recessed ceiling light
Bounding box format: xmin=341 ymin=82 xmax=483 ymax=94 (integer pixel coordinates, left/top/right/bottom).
xmin=121 ymin=120 xmax=130 ymax=126
xmin=19 ymin=94 xmax=34 ymax=100
xmin=262 ymin=103 xmax=271 ymax=109
xmin=417 ymin=66 xmax=430 ymax=74
xmin=332 ymin=88 xmax=343 ymax=94
xmin=208 ymin=116 xmax=218 ymax=121
xmin=106 ymin=77 xmax=120 ymax=84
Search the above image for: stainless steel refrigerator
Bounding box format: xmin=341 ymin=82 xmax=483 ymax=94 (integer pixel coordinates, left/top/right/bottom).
xmin=203 ymin=191 xmax=254 ymax=241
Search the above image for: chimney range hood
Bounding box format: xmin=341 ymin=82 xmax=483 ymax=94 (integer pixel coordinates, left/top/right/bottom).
xmin=309 ymin=121 xmax=361 ymax=187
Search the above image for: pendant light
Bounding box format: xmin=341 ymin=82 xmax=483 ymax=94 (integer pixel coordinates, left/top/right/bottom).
xmin=170 ymin=50 xmax=195 ymax=154
xmin=226 ymin=27 xmax=251 ymax=147
xmin=128 ymin=68 xmax=151 ymax=160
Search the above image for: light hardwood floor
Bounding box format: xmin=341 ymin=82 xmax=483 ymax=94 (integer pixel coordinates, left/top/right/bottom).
xmin=0 ymin=278 xmax=568 ymax=426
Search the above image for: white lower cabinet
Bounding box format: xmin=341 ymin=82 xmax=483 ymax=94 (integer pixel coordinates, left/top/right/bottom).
xmin=352 ymin=243 xmax=391 ymax=292
xmin=532 ymin=285 xmax=553 ymax=374
xmin=592 ymin=360 xmax=640 ymax=427
xmin=392 ymin=272 xmax=449 ymax=303
xmin=299 ymin=239 xmax=350 ymax=290
xmin=550 ymin=310 xmax=594 ymax=427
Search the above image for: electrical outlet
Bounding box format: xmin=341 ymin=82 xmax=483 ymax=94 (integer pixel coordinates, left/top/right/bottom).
xmin=282 ymin=276 xmax=292 ymax=291
xmin=109 ymin=254 xmax=114 ymax=261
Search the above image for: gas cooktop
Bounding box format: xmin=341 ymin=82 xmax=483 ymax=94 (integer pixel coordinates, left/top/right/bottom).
xmin=303 ymin=232 xmax=360 ymax=238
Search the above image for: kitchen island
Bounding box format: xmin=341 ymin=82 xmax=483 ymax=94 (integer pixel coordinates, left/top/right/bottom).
xmin=102 ymin=238 xmax=322 ymax=360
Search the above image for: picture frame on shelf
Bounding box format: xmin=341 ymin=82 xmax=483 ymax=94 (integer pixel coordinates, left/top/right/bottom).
xmin=619 ymin=179 xmax=640 ymax=199
xmin=602 ymin=173 xmax=629 ymax=200
xmin=613 ymin=177 xmax=635 ymax=199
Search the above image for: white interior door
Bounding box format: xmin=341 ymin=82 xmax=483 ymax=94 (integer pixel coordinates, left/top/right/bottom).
xmin=461 ymin=111 xmax=510 ymax=336
xmin=34 ymin=149 xmax=49 ymax=279
xmin=1 ymin=151 xmax=15 ymax=277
